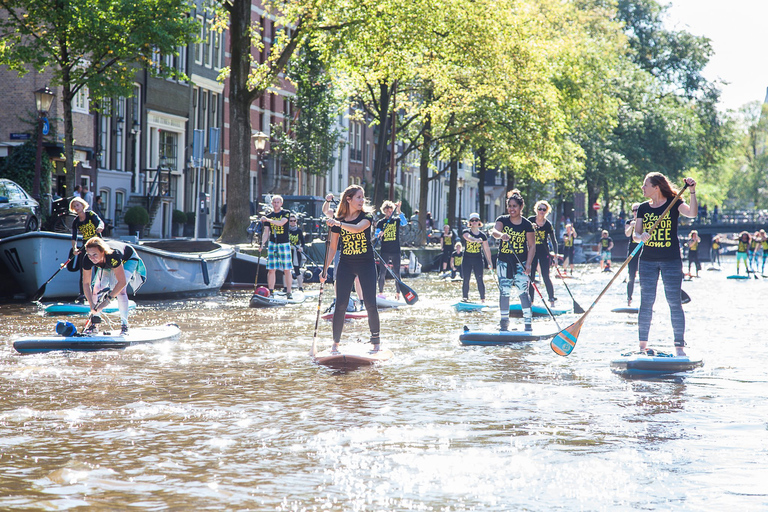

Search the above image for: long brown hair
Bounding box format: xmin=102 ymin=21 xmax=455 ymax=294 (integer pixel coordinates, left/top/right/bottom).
xmin=645 ymin=172 xmax=678 ymax=199
xmin=84 ymin=237 xmax=113 ymax=255
xmin=335 ymin=185 xmax=372 ymax=220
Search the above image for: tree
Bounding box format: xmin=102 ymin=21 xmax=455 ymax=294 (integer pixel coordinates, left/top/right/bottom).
xmin=0 ymin=0 xmax=198 ymax=193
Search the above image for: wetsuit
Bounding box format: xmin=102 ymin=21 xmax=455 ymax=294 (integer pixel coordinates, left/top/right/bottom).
xmin=71 ymin=210 xmax=105 ymax=297
xmin=636 ymin=197 xmax=686 ymax=348
xmin=330 ymin=212 xmax=380 ymax=345
xmin=495 ymin=215 xmax=535 ymax=327
xmin=461 ymin=229 xmax=488 ymax=301
xmin=375 ymin=213 xmax=407 ymax=295
xmin=527 ymin=216 xmax=557 ymax=303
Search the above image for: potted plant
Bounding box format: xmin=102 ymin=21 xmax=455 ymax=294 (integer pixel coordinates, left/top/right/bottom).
xmin=184 ymin=211 xmax=196 ymax=237
xmin=172 ymin=209 xmax=187 ymax=237
xmin=124 ymin=205 xmax=149 ymax=238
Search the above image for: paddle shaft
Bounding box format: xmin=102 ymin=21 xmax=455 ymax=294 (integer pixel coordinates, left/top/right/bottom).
xmin=506 ymin=243 xmax=562 ymax=330
xmin=30 ymin=256 xmax=74 ymax=301
xmin=310 ymin=236 xmax=332 ymax=358
xmin=371 ymin=245 xmax=418 ymax=305
xmin=555 ymin=266 xmax=585 ymax=314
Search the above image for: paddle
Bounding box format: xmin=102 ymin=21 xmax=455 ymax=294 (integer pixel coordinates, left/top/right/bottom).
xmin=681 ymin=289 xmax=691 ymax=304
xmin=551 ymin=184 xmax=690 ymax=356
xmin=310 ymin=234 xmax=332 ymax=358
xmin=507 ymin=247 xmax=562 ymax=331
xmin=30 ymin=256 xmax=74 ymax=302
xmin=371 ymin=245 xmax=419 ymax=305
xmin=252 ymin=220 xmax=264 ymax=292
xmin=554 ymin=266 xmax=585 ymax=314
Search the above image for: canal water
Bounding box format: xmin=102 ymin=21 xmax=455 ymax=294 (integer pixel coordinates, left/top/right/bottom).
xmin=1 ymin=257 xmax=767 ymax=510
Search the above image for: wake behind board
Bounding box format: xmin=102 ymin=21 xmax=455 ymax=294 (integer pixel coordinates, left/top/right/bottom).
xmin=610 ymin=350 xmax=703 ymax=377
xmin=13 ymin=323 xmax=181 ymax=354
xmin=313 ymin=344 xmax=393 ymax=369
xmin=459 ymin=326 xmax=545 ymax=346
xmin=44 ymin=300 xmax=137 ymax=315
xmin=612 ymin=307 xmax=639 ymax=314
xmin=727 ymin=274 xmax=749 ymax=280
xmin=249 ymin=290 xmax=306 ymax=308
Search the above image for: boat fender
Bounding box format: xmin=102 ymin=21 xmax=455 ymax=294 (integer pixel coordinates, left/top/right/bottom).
xmin=55 ymin=321 xmax=77 ymax=337
xmin=201 ymin=259 xmax=210 ymax=285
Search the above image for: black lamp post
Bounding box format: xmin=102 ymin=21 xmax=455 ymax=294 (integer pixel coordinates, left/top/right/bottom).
xmin=252 ymin=131 xmax=269 ymax=202
xmin=33 ymin=86 xmax=55 ymax=201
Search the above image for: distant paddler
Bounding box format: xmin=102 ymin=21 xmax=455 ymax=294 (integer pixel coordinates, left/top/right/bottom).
xmin=633 ymin=173 xmax=697 ymax=356
xmin=70 ymin=197 xmax=104 ymax=303
xmin=260 ymin=195 xmax=294 ymax=299
xmin=624 ymin=203 xmax=641 ymax=307
xmin=82 ymin=238 xmax=146 ymax=335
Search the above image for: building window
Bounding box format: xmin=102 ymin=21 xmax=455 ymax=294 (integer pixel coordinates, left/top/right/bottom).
xmin=195 ymin=15 xmax=204 ymax=64
xmin=115 ymin=191 xmax=125 ymax=223
xmin=73 ymin=87 xmax=89 ymax=113
xmin=159 ymin=130 xmax=178 ymax=170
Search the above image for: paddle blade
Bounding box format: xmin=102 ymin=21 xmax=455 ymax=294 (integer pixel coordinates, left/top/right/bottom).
xmin=681 ymin=289 xmax=691 ymax=304
xmin=29 ymin=285 xmax=46 ymax=303
xmin=402 ymin=286 xmax=418 ymax=305
xmin=551 ymin=320 xmax=583 ymax=357
xmin=573 ymin=301 xmax=585 ymax=314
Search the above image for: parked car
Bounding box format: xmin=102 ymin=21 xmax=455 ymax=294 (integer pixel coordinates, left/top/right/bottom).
xmin=0 ymin=178 xmax=40 ymax=237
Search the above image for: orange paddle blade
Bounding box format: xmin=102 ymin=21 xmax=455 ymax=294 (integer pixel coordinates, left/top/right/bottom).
xmin=551 ymin=319 xmax=584 ymax=356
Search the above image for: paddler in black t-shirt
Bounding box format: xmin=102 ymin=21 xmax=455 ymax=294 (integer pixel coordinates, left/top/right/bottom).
xmin=375 ymin=200 xmax=407 ymax=300
xmin=439 ymin=224 xmax=458 ymax=274
xmin=562 ymin=223 xmax=577 ymax=275
xmin=321 ymin=185 xmax=381 ymax=353
xmin=450 ymin=242 xmax=463 ymax=279
xmin=736 ymin=231 xmax=750 ymax=275
xmin=528 ymin=200 xmax=558 ymax=308
xmin=461 ymin=212 xmax=493 ymax=304
xmin=624 ymin=202 xmax=641 ymax=306
xmin=633 ymin=173 xmax=697 ymax=356
xmin=490 ymin=191 xmax=535 ymax=332
xmin=599 ymin=230 xmax=614 ymax=271
xmin=81 ymin=237 xmax=146 ymax=335
xmin=260 ymin=195 xmax=294 ymax=299
xmin=70 ymin=197 xmax=105 ymax=302
xmin=287 ymin=214 xmax=306 ymax=291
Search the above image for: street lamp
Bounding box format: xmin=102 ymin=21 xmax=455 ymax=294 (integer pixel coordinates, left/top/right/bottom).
xmin=252 ymin=131 xmax=269 ymax=201
xmin=457 ymin=176 xmax=465 ymax=230
xmin=33 ymin=86 xmax=55 ymax=201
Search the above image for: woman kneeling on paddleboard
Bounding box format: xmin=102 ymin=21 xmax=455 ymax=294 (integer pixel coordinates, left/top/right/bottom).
xmin=82 ymin=238 xmax=147 ymax=334
xmin=490 ymin=191 xmax=535 ymax=332
xmin=321 ymin=185 xmax=381 ymax=353
xmin=633 ymin=173 xmax=697 ymax=356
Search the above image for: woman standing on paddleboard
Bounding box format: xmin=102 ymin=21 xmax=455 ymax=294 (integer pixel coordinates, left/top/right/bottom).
xmin=375 ymin=200 xmax=407 ymax=300
xmin=321 ymin=185 xmax=381 ymax=353
xmin=490 ymin=191 xmax=535 ymax=332
xmin=736 ymin=231 xmax=750 ymax=275
xmin=70 ymin=197 xmax=105 ymax=303
xmin=624 ymin=203 xmax=641 ymax=306
xmin=527 ymin=200 xmax=557 ymax=308
xmin=687 ymin=230 xmax=702 ymax=277
xmin=81 ymin=237 xmax=146 ymax=334
xmin=633 ymin=173 xmax=697 ymax=356
xmin=562 ymin=223 xmax=577 ymax=275
xmin=460 ymin=212 xmax=493 ymax=304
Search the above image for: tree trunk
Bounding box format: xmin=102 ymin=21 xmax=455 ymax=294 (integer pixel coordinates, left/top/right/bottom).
xmin=372 ymin=82 xmax=391 ymax=209
xmin=219 ymin=0 xmax=254 ymax=244
xmin=447 ymin=159 xmax=457 ymax=231
xmin=61 ymin=66 xmax=76 ymax=196
xmin=417 ymin=114 xmax=432 ymax=245
xmin=477 ymin=147 xmax=487 ymax=219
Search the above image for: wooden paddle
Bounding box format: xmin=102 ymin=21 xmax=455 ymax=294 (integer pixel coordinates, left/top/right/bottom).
xmin=554 ymin=266 xmax=585 ymax=314
xmin=551 ymin=183 xmax=690 ymax=356
xmin=29 ymin=256 xmax=74 ymax=302
xmin=371 ymin=245 xmax=419 ymax=305
xmin=310 ymin=236 xmax=332 ymax=358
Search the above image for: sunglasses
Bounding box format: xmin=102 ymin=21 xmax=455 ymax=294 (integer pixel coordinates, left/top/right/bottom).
xmin=537 ymin=208 xmax=547 ymax=211
xmin=469 ymin=219 xmax=480 ymax=223
xmin=632 ymin=209 xmax=638 ymax=213
xmin=289 ymin=219 xmax=297 ymax=222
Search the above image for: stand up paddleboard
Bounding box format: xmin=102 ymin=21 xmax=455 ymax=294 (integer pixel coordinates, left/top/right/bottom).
xmin=453 ymin=302 xmax=568 ymax=316
xmin=13 ymin=323 xmax=181 ymax=354
xmin=375 ymin=295 xmax=407 ymax=308
xmin=249 ymin=290 xmax=306 ymax=308
xmin=44 ymin=300 xmax=137 ymax=315
xmin=313 ymin=344 xmax=393 ymax=369
xmin=459 ymin=326 xmax=546 ymax=346
xmin=610 ymin=350 xmax=703 ymax=377
xmin=320 ymin=309 xmax=368 ymax=320
xmin=727 ymin=274 xmax=749 ymax=280
xmin=612 ymin=307 xmax=638 ymax=314
xmin=452 ymin=301 xmax=493 ymax=312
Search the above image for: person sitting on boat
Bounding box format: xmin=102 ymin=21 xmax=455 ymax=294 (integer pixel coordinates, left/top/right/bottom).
xmin=70 ymin=197 xmax=104 ymax=303
xmin=687 ymin=230 xmax=702 ymax=277
xmin=625 ymin=203 xmax=641 ymax=306
xmin=633 ymin=173 xmax=697 ymax=356
xmin=260 ymin=195 xmax=294 ymax=299
xmin=82 ymin=237 xmax=146 ymax=335
xmin=320 ymin=185 xmax=381 ymax=353
xmin=375 ymin=200 xmax=407 ymax=300
xmin=599 ymin=230 xmax=614 ymax=271
xmin=288 ymin=214 xmax=306 ymax=291
xmin=736 ymin=231 xmax=750 ymax=275
xmin=562 ymin=223 xmax=577 ymax=276
xmin=450 ymin=241 xmax=463 ymax=279
xmin=490 ymin=191 xmax=535 ymax=332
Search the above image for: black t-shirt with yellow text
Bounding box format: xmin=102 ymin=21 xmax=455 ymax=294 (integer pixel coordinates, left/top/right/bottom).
xmin=461 ymin=229 xmax=488 ymax=261
xmin=527 ymin=216 xmax=555 ymax=257
xmin=331 ymin=212 xmax=374 ymax=263
xmin=441 ymin=230 xmax=457 ymax=252
xmin=72 ymin=210 xmax=103 ymax=243
xmin=451 ymin=250 xmax=463 ymax=268
xmin=266 ymin=209 xmax=291 ymax=244
xmin=637 ymin=198 xmax=681 ymax=261
xmin=495 ymin=215 xmax=534 ymax=265
xmin=82 ymin=241 xmax=135 ymax=271
xmin=376 ymin=216 xmax=401 ymax=253
xmin=737 ymin=239 xmax=749 ymax=253
xmin=288 ymin=227 xmax=305 ymax=248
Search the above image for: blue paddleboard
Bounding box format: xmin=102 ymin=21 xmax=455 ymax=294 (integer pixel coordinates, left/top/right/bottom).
xmin=610 ymin=350 xmax=703 ymax=377
xmin=44 ymin=300 xmax=137 ymax=315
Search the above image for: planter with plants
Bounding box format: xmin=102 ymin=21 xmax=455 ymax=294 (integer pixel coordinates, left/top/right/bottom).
xmin=172 ymin=209 xmax=187 ymax=237
xmin=124 ymin=205 xmax=150 ymax=238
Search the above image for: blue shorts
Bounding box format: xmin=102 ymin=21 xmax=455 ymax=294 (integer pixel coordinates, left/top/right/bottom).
xmin=601 ymin=250 xmax=612 ymax=261
xmin=267 ymin=243 xmax=293 ymax=270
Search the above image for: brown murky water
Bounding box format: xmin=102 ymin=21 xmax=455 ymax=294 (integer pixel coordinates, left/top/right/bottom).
xmin=1 ymin=257 xmax=767 ymax=510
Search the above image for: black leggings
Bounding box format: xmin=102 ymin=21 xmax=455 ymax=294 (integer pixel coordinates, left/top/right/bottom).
xmin=528 ymin=252 xmax=554 ymax=302
xmin=462 ymin=257 xmax=485 ymax=300
xmin=627 ymin=252 xmax=639 ymax=301
xmin=377 ymin=251 xmax=401 ymax=294
xmin=333 ymin=258 xmax=380 ymax=343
